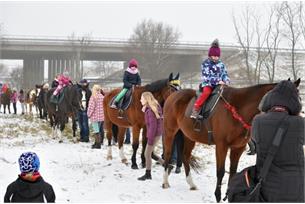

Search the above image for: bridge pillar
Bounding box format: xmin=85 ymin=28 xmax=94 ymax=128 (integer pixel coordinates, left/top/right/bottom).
xmin=23 ymin=58 xmax=44 ymax=89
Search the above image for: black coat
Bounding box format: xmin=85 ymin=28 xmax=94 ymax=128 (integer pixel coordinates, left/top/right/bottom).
xmin=4 ymin=176 xmax=55 ymax=203
xmin=51 ymin=80 xmax=59 ymax=88
xmin=252 ymin=80 xmax=304 ymax=202
xmin=123 ymin=71 xmax=141 ymax=89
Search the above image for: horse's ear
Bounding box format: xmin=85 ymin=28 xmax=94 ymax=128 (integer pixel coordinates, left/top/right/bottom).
xmin=294 ymin=78 xmax=301 ymax=87
xmin=169 ymin=73 xmax=173 ymax=81
xmin=174 ymin=73 xmax=180 ymax=80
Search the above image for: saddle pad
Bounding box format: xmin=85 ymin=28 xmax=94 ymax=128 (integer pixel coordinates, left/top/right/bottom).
xmin=109 ymin=89 xmax=133 ymax=110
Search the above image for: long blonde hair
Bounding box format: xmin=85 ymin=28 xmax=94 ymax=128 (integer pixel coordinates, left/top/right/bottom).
xmin=141 ymin=92 xmax=161 ymax=119
xmin=92 ymin=84 xmax=102 ymax=97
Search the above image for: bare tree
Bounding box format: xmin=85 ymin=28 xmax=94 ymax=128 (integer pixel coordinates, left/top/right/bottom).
xmin=92 ymin=61 xmax=118 ymax=78
xmin=299 ymin=2 xmax=305 ymax=47
xmin=68 ymin=32 xmax=92 ymax=80
xmin=9 ymin=66 xmax=23 ymax=90
xmin=253 ymin=14 xmax=268 ymax=83
xmin=232 ymin=6 xmax=255 ymax=84
xmin=280 ymin=1 xmax=302 ymax=80
xmin=126 ymin=19 xmax=181 ymax=80
xmin=264 ymin=3 xmax=282 ymax=82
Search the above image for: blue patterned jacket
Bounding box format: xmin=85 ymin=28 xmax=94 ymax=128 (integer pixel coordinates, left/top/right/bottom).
xmin=201 ymin=58 xmax=230 ymax=87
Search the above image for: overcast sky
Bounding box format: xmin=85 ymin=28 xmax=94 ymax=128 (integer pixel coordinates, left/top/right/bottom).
xmin=0 ymin=1 xmax=273 ymax=44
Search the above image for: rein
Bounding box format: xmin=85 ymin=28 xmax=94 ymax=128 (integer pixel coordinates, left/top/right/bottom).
xmin=220 ymin=94 xmax=251 ymax=131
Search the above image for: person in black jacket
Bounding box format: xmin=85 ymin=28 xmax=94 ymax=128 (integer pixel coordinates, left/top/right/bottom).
xmin=110 ymin=58 xmax=141 ymax=109
xmin=4 ymin=152 xmax=55 ymax=203
xmin=252 ymin=79 xmax=304 ymax=202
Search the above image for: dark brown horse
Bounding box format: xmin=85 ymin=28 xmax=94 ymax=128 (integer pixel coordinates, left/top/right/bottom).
xmin=103 ymin=73 xmax=181 ymax=169
xmin=45 ymin=84 xmax=81 ymax=142
xmin=161 ymin=79 xmax=301 ymax=202
xmin=0 ymin=88 xmax=12 ymax=114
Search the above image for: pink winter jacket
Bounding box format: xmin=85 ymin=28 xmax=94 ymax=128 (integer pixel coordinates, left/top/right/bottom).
xmin=87 ymin=92 xmax=104 ymax=122
xmin=10 ymin=92 xmax=17 ymax=103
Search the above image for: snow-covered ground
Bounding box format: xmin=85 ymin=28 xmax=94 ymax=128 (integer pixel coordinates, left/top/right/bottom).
xmin=0 ymin=104 xmax=258 ymax=203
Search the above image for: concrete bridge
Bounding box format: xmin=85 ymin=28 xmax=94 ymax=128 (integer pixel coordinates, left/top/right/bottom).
xmin=0 ymin=35 xmax=240 ymax=89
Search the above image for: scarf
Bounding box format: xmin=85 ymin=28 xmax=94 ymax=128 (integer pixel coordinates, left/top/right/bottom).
xmin=126 ymin=67 xmax=138 ymax=74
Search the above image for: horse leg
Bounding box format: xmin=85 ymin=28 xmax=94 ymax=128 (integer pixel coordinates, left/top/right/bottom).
xmin=58 ymin=120 xmax=65 ymax=143
xmin=117 ymin=127 xmax=128 ymax=164
xmin=131 ymin=125 xmax=141 ymax=169
xmin=214 ymin=142 xmax=229 ymax=203
xmin=104 ymin=119 xmax=113 ymax=160
xmin=162 ymin=126 xmax=179 ymax=188
xmin=8 ymin=104 xmax=11 ymax=114
xmin=229 ymin=146 xmax=246 ymax=180
xmin=140 ymin=126 xmax=147 ymax=168
xmin=182 ymin=137 xmax=197 ymax=190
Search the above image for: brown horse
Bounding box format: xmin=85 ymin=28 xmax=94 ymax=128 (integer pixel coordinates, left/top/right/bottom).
xmin=103 ymin=73 xmax=181 ymax=169
xmin=161 ymin=79 xmax=301 ymax=202
xmin=25 ymin=88 xmax=38 ymax=115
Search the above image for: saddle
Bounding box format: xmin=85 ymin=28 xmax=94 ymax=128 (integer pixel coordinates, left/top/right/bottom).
xmin=185 ymin=85 xmax=223 ymax=120
xmin=109 ymin=88 xmax=133 ymax=118
xmin=185 ymin=85 xmax=223 ymax=143
xmin=50 ymin=87 xmax=66 ymax=104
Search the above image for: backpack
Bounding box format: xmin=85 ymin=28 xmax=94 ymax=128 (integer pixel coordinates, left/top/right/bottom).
xmin=226 ymin=165 xmax=264 ymax=202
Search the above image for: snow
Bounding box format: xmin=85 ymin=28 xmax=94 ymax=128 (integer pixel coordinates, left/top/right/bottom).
xmin=0 ymin=104 xmax=258 ymax=203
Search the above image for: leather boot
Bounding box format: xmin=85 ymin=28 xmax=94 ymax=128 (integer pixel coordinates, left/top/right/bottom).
xmin=137 ymin=170 xmax=152 ymax=181
xmin=91 ymin=133 xmax=101 ymax=149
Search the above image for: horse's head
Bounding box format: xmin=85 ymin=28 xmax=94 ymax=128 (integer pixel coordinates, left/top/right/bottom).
xmin=68 ymin=84 xmax=82 ymax=112
xmin=144 ymin=73 xmax=181 ymax=107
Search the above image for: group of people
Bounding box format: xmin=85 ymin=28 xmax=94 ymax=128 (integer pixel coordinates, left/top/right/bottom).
xmin=0 ymin=83 xmax=18 ymax=114
xmin=3 ymin=39 xmax=304 ymax=202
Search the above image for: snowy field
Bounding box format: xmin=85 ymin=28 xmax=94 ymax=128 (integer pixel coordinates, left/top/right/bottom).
xmin=0 ymin=104 xmax=259 ymax=203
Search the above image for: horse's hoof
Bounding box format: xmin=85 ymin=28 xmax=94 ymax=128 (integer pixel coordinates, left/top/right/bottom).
xmin=121 ymin=158 xmax=128 ymax=164
xmin=131 ymin=164 xmax=139 ymax=169
xmin=59 ymin=140 xmax=63 ymax=143
xmin=214 ymin=189 xmax=221 ymax=203
xmin=162 ymin=183 xmax=170 ymax=189
xmin=190 ymin=186 xmax=197 ymax=190
xmin=107 ymin=155 xmax=112 ymax=160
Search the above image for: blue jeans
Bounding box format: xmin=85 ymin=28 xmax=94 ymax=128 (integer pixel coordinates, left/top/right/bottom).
xmin=78 ymin=110 xmax=89 ymax=141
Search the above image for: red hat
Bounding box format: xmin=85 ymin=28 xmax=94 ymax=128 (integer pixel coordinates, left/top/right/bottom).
xmin=128 ymin=58 xmax=138 ymax=68
xmin=208 ymin=39 xmax=221 ymax=57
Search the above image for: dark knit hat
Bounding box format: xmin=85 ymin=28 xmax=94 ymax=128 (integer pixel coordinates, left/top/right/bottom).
xmin=18 ymin=152 xmax=40 ymax=173
xmin=208 ymin=39 xmax=221 ymax=57
xmin=79 ymin=79 xmax=88 ymax=86
xmin=128 ymin=58 xmax=138 ymax=68
xmin=260 ymin=80 xmax=302 ymax=115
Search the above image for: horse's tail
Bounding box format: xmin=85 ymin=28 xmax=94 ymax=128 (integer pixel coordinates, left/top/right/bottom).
xmin=190 ymin=155 xmax=201 ymax=174
xmin=176 ymin=130 xmax=202 ymax=174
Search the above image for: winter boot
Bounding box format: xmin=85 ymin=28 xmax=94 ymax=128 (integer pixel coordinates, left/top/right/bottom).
xmin=175 ymin=166 xmax=181 ymax=174
xmin=110 ymin=101 xmax=118 ymax=109
xmin=190 ymin=107 xmax=200 ymax=119
xmin=91 ymin=133 xmax=101 ymax=149
xmin=137 ymin=170 xmax=152 ymax=181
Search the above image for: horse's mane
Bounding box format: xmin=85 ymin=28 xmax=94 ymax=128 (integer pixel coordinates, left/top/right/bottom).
xmin=223 ymin=83 xmax=277 ymax=105
xmin=144 ymin=79 xmax=168 ymax=93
